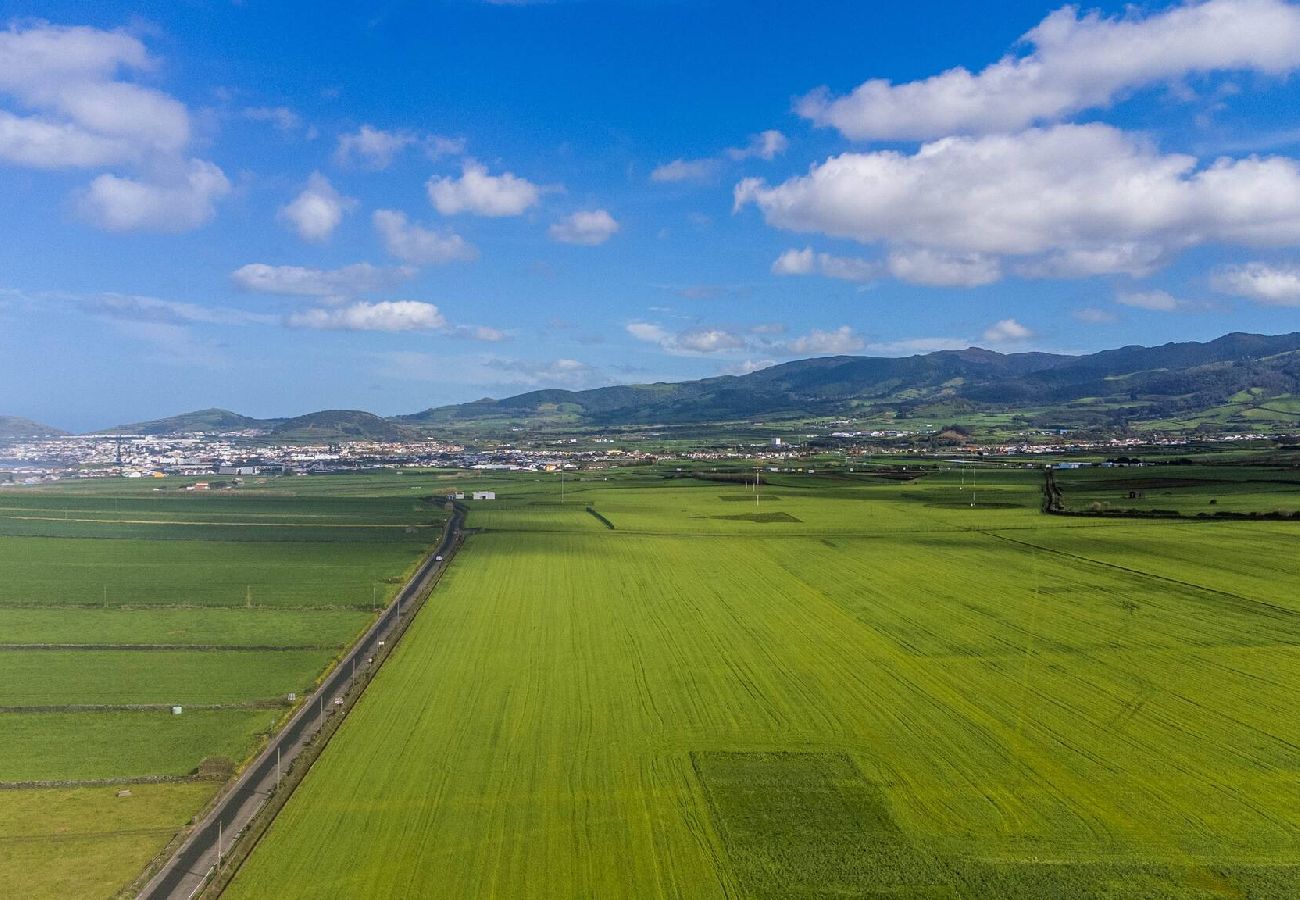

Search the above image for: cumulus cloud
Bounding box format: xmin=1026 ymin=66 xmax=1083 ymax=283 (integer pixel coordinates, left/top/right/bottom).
xmin=373 ymin=209 xmax=478 ymax=265
xmin=548 ymin=209 xmax=620 ymax=245
xmin=427 ymin=161 xmax=542 ymax=216
xmin=736 ymin=123 xmax=1300 ymax=284
xmin=1212 ymin=262 xmax=1300 ymax=305
xmin=0 ymin=22 xmax=229 ymax=232
xmin=627 ymin=321 xmax=866 ymax=358
xmin=0 ymin=22 xmax=190 ymax=164
xmin=334 ymin=124 xmax=464 ymax=170
xmin=982 ymin=318 xmax=1034 ymax=343
xmin=1015 ymin=243 xmax=1168 ymax=279
xmin=886 ymin=247 xmax=1001 ymax=287
xmin=779 ymin=326 xmax=865 ymax=355
xmin=243 ymin=106 xmax=302 ymax=133
xmin=653 ymin=131 xmax=788 ymax=185
xmin=772 ymin=247 xmax=879 ymax=282
xmin=798 ymin=0 xmax=1300 ymax=140
xmin=81 ymin=292 xmax=273 ymax=327
xmin=726 ymin=130 xmax=789 ymax=161
xmin=287 ymin=300 xmax=448 ymax=332
xmin=1073 ymin=307 xmax=1119 ymax=324
xmin=1117 ymin=289 xmax=1183 ymax=311
xmin=278 ymin=172 xmax=356 ymax=242
xmin=231 ymin=262 xmax=416 ymax=298
xmin=650 ymin=158 xmax=720 ymax=183
xmin=79 ymin=159 xmax=231 ymax=232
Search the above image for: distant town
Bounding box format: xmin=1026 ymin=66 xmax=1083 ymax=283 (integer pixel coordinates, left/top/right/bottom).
xmin=0 ymin=428 xmax=1282 ymax=485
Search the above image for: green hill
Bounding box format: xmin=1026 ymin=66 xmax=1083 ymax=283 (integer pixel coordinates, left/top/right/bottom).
xmin=107 ymin=408 xmax=271 ymax=435
xmin=0 ymin=416 xmax=66 ymax=439
xmin=269 ymin=410 xmax=416 ymax=442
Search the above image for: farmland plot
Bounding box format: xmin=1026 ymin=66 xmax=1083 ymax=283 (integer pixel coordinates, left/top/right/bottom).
xmin=0 ymin=474 xmax=443 ymax=898
xmin=229 ymin=475 xmax=1300 ymax=898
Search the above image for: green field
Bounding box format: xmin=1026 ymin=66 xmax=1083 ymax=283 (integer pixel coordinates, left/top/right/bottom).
xmin=1056 ymin=464 xmax=1300 ymax=517
xmin=229 ymin=470 xmax=1300 ymax=898
xmin=0 ymin=782 xmax=218 ymax=899
xmin=0 ymin=472 xmax=444 ymax=897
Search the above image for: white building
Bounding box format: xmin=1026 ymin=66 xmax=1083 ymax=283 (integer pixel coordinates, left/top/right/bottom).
xmin=472 ymin=491 xmax=496 ymax=500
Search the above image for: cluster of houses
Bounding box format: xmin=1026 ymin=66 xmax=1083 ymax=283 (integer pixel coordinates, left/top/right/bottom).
xmin=449 ymin=491 xmax=496 ymax=501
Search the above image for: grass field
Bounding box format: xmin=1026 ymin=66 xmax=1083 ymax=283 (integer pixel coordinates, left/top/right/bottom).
xmin=0 ymin=472 xmax=444 ymax=897
xmin=229 ymin=470 xmax=1300 ymax=898
xmin=1056 ymin=464 xmax=1300 ymax=516
xmin=0 ymin=782 xmax=218 ymax=899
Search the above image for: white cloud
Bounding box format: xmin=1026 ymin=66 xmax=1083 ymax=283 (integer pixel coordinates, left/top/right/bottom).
xmin=288 ymin=300 xmax=447 ymax=332
xmin=798 ymin=0 xmax=1300 ymax=140
xmin=0 ymin=108 xmax=133 ymax=168
xmin=1116 ymin=289 xmax=1183 ymax=311
xmin=79 ymin=159 xmax=231 ymax=232
xmin=887 ymin=247 xmax=1001 ymax=287
xmin=243 ymin=106 xmax=302 ymax=133
xmin=231 ymin=262 xmax=416 ymax=298
xmin=548 ymin=209 xmax=620 ymax=245
xmin=779 ymin=325 xmax=864 ymax=355
xmin=451 ymin=324 xmax=508 ymax=342
xmin=82 ymin=292 xmax=273 ymax=326
xmin=867 ymin=337 xmax=972 ymax=355
xmin=677 ymin=328 xmax=748 ymax=353
xmin=279 ymin=172 xmax=356 ymax=242
xmin=982 ymin=318 xmax=1034 ymax=344
xmin=1073 ymin=307 xmax=1119 ymax=324
xmin=721 ymin=358 xmax=778 ymax=375
xmin=736 ymin=123 xmax=1300 ymax=284
xmin=373 ymin=209 xmax=477 ymax=265
xmin=650 ymin=158 xmax=719 ymax=183
xmin=1015 ymin=243 xmax=1168 ymax=279
xmin=0 ymin=23 xmax=190 ymax=162
xmin=1212 ymin=262 xmax=1300 ymax=305
xmin=427 ymin=161 xmax=542 ymax=216
xmin=772 ymin=247 xmax=879 ymax=282
xmin=0 ymin=23 xmax=228 ymax=232
xmin=335 ymin=125 xmax=464 ymax=170
xmin=627 ymin=320 xmax=866 ymax=358
xmin=726 ymin=130 xmax=788 ymax=161
xmin=655 ymin=131 xmax=788 ymax=185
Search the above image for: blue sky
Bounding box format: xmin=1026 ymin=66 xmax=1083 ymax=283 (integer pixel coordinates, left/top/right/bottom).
xmin=4 ymin=0 xmax=1300 ymax=430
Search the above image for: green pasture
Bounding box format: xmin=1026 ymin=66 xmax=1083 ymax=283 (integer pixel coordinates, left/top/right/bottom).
xmin=0 ymin=782 xmax=217 ymax=900
xmin=1056 ymin=464 xmax=1300 ymax=516
xmin=0 ymin=473 xmax=445 ymax=897
xmin=0 ymin=649 xmax=331 ymax=707
xmin=0 ymin=606 xmax=369 ymax=647
xmin=0 ymin=709 xmax=275 ymax=782
xmin=0 ymin=536 xmax=427 ymax=608
xmin=230 ymin=470 xmax=1300 ymax=898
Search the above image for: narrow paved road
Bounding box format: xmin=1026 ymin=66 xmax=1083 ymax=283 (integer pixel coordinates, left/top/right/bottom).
xmin=137 ymin=504 xmax=465 ymax=900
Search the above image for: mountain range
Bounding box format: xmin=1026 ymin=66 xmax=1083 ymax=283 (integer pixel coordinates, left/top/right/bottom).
xmin=8 ymin=332 xmax=1300 ymax=440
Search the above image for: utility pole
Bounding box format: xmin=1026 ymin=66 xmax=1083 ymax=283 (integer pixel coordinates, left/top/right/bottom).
xmin=560 ymin=468 xmax=565 ymax=503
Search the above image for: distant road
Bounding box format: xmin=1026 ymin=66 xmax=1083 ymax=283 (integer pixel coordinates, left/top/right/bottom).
xmin=137 ymin=504 xmax=465 ymax=900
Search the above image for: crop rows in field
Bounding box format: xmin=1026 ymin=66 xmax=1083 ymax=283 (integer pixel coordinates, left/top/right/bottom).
xmin=229 ymin=473 xmax=1300 ymax=898
xmin=0 ymin=473 xmax=444 ymax=899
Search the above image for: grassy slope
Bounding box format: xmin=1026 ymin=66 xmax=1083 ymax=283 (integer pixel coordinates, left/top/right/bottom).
xmin=229 ymin=473 xmax=1300 ymax=898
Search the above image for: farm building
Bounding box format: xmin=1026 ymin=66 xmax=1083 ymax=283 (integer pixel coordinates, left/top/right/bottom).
xmin=472 ymin=491 xmax=496 ymax=501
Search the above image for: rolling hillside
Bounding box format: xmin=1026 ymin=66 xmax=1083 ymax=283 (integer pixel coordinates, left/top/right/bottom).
xmin=93 ymin=332 xmax=1300 ymax=436
xmin=0 ymin=416 xmax=66 ymax=439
